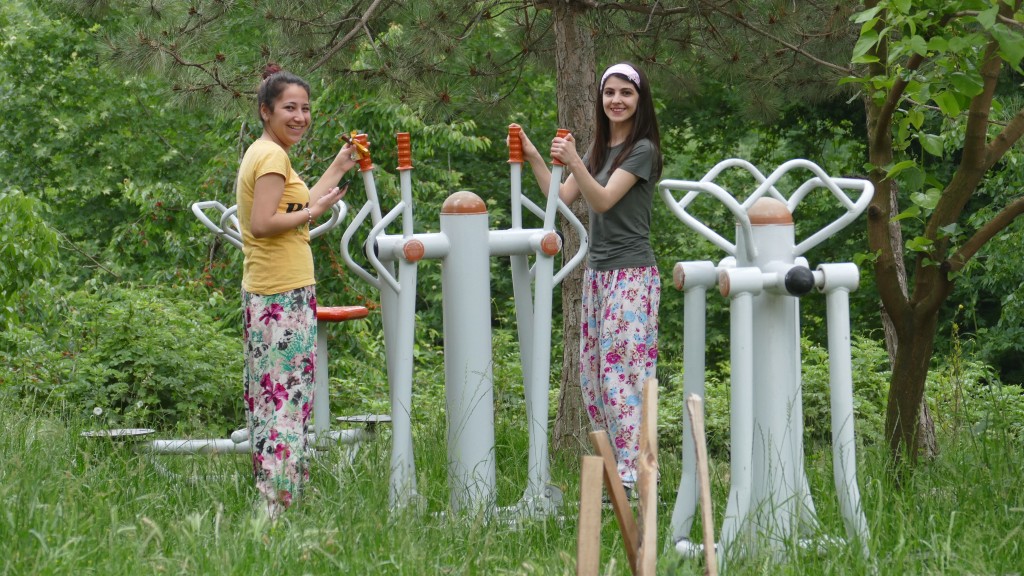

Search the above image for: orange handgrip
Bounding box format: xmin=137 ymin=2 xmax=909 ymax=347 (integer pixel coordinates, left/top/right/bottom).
xmin=354 ymin=133 xmax=374 ymax=172
xmin=508 ymin=124 xmax=523 ymax=164
xmin=396 ymin=132 xmax=412 ymax=171
xmin=552 ymin=128 xmax=570 ymax=166
xmin=316 ymin=305 xmax=370 ymax=323
xmin=340 ymin=132 xmax=370 ymax=156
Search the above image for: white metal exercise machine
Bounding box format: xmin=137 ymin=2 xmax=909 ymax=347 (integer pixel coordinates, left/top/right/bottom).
xmin=660 ymin=158 xmax=873 ymax=560
xmin=339 ymin=128 xmax=587 ymax=517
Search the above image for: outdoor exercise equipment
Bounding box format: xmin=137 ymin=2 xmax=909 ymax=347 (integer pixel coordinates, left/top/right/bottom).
xmin=80 ymin=200 xmax=386 ymax=471
xmin=339 ymin=127 xmax=587 ymax=516
xmin=659 ymin=158 xmax=873 ymax=559
xmin=188 ymin=199 xmax=383 ymax=455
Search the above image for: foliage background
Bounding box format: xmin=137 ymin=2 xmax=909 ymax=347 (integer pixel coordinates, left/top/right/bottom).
xmin=1 ymin=0 xmax=1023 ymax=468
xmin=3 ymin=2 xmax=1024 ymax=574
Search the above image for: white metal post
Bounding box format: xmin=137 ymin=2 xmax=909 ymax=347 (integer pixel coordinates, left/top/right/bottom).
xmin=441 ymin=191 xmax=497 ymax=514
xmin=716 ymin=266 xmax=761 ymax=557
xmin=670 ymin=260 xmax=718 ymax=543
xmin=819 ymin=263 xmax=870 ymax=555
xmin=742 ymin=199 xmax=804 ymax=550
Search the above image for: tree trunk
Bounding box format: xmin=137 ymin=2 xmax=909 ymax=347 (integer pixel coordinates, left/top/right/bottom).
xmin=864 ymin=89 xmax=939 ymax=468
xmin=878 ymin=180 xmax=939 ymax=460
xmin=881 ymin=312 xmax=938 ymax=461
xmin=552 ymin=197 xmax=591 ymax=454
xmin=550 ymin=1 xmax=596 ymax=455
xmin=885 ymin=310 xmax=940 ymax=468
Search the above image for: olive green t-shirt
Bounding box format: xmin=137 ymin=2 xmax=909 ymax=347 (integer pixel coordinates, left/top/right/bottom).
xmin=584 ymin=139 xmax=657 ymax=271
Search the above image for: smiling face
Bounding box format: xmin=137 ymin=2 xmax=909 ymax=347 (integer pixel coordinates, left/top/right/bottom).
xmin=602 ymin=75 xmax=639 ymax=128
xmin=260 ymin=83 xmax=311 ymax=151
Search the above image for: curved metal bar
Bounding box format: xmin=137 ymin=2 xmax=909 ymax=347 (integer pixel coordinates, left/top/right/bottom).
xmin=217 ymin=205 xmax=243 ymax=247
xmin=739 ymin=159 xmax=875 ymax=256
xmin=553 ymin=198 xmax=589 ymax=286
xmin=792 ymin=178 xmax=874 ymax=256
xmin=516 ymin=177 xmax=589 ymax=287
xmin=364 ymin=203 xmax=405 ymax=293
xmin=193 ymin=200 xmax=345 ymax=251
xmin=311 ymin=202 xmax=346 ymax=240
xmin=191 ymin=201 xmax=243 ymax=250
xmin=658 ymin=179 xmax=756 ymax=260
xmin=340 ymin=201 xmax=382 ymax=289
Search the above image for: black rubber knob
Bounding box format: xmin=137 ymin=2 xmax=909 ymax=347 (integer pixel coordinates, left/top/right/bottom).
xmin=785 ymin=266 xmax=815 ymax=296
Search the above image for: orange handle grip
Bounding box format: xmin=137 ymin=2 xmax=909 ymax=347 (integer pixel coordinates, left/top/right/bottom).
xmin=397 ymin=132 xmax=412 ymax=170
xmin=354 ymin=133 xmax=373 ymax=172
xmin=552 ymin=128 xmax=570 ymax=166
xmin=340 ymin=132 xmax=370 ymax=156
xmin=316 ymin=306 xmax=370 ymax=322
xmin=508 ymin=125 xmax=523 ymax=164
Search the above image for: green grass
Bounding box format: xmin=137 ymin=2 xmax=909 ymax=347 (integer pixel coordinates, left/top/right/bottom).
xmin=1 ymin=406 xmax=1022 ymax=575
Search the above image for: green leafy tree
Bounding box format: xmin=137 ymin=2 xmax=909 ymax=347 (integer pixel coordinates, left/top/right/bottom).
xmin=0 ymin=0 xmax=237 ymax=288
xmin=852 ymin=0 xmax=1024 ymax=466
xmin=707 ymin=0 xmax=1024 ymax=464
xmin=661 ymin=0 xmax=1024 ymax=470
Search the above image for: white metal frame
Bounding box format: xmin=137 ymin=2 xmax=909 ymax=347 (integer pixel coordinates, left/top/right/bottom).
xmin=661 ymin=158 xmax=872 ymax=560
xmin=339 ymin=129 xmax=587 ymax=517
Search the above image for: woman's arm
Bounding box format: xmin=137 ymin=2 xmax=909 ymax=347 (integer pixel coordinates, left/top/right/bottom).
xmin=552 ymin=133 xmax=637 ymax=213
xmin=513 ymin=124 xmax=581 ymax=205
xmin=250 ymin=142 xmax=358 ymax=238
xmin=250 ymin=173 xmax=344 ymax=238
xmin=308 ymin=141 xmax=358 ymax=208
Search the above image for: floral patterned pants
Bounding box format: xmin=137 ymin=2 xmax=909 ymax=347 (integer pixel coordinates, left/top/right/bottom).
xmin=580 ymin=266 xmax=661 ymax=486
xmin=242 ymin=285 xmax=317 ymax=516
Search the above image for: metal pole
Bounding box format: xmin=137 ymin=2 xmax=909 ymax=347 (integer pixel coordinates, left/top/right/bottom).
xmin=441 ymin=191 xmax=497 ymax=513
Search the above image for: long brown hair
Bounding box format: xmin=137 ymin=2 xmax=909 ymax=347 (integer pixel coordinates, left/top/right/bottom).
xmin=584 ymin=62 xmax=662 ymax=181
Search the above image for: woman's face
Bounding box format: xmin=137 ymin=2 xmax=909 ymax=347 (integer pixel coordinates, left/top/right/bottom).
xmin=261 ymin=83 xmax=311 ymax=150
xmin=602 ymin=76 xmax=638 ymax=126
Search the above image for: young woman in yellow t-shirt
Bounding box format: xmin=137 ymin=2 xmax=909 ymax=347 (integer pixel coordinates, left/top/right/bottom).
xmin=236 ymin=63 xmax=357 ymax=519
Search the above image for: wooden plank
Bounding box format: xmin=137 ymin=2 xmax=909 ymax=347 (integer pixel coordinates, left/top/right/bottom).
xmin=686 ymin=394 xmax=718 ymax=576
xmin=577 ymin=455 xmax=604 ymax=576
xmin=588 ymin=430 xmax=640 ymax=575
xmin=637 ymin=378 xmax=659 ymax=576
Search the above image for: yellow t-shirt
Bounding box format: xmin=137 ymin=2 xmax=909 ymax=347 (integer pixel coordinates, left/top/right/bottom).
xmin=236 ymin=139 xmax=315 ymax=295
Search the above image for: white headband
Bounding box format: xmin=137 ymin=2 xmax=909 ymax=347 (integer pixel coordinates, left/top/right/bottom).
xmin=600 ymin=64 xmax=641 ymax=89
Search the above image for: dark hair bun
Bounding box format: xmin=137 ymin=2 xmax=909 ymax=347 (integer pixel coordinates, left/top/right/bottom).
xmin=262 ymin=63 xmax=282 ymax=80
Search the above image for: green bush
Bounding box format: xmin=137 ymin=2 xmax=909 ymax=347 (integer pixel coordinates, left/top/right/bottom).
xmin=1 ymin=283 xmax=243 ymax=435
xmin=929 ymin=321 xmax=1024 ymax=443
xmin=659 ymin=333 xmax=891 ymax=458
xmin=0 ymin=189 xmax=58 ymax=327
xmin=800 ymin=334 xmax=891 ymax=448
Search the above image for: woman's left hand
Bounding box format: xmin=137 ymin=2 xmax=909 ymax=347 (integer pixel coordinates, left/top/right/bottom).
xmin=550 ymin=133 xmax=580 ymax=167
xmin=311 ymin=184 xmax=348 ymax=219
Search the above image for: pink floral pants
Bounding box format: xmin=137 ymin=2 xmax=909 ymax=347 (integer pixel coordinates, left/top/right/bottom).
xmin=580 ymin=266 xmax=660 ymax=486
xmin=242 ymin=285 xmax=317 ymax=517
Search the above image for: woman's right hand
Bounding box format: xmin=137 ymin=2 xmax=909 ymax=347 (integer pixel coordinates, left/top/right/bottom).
xmin=333 ymin=142 xmax=359 ymax=172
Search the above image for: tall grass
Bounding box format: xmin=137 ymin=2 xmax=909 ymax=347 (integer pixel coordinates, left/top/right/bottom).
xmin=2 ymin=400 xmax=1022 ymax=575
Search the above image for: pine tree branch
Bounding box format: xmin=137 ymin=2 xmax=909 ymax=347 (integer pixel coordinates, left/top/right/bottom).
xmin=703 ymin=1 xmax=854 ymax=76
xmin=311 ymin=0 xmax=388 ymax=72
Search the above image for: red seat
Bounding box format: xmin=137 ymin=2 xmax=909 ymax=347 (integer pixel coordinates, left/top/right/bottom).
xmin=316 ymin=305 xmax=370 ymax=322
